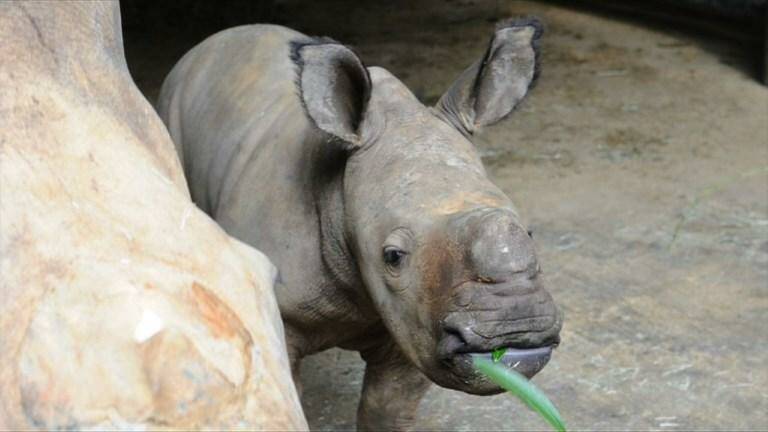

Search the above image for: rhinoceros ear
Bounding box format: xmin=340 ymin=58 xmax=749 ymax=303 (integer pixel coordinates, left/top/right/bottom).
xmin=292 ymin=39 xmax=371 ymax=147
xmin=436 ymin=17 xmax=543 ymax=135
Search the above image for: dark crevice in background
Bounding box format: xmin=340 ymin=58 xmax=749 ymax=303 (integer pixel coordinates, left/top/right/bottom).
xmin=120 ymin=0 xmax=767 ymax=99
xmin=542 ymin=0 xmax=766 ymax=82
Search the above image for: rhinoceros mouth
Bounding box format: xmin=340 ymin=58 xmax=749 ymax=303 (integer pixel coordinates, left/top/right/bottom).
xmin=435 ymin=345 xmax=555 ymax=394
xmin=468 ymin=346 xmax=553 ymax=378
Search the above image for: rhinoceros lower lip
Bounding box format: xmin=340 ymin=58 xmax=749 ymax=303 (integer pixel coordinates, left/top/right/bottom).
xmin=468 ymin=346 xmax=553 ymax=378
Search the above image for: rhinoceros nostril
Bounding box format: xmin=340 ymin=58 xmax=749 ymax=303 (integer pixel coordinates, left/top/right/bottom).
xmin=438 ymin=325 xmax=470 ymax=358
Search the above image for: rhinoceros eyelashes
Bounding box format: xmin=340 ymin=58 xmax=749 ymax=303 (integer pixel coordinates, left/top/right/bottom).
xmin=383 ymin=246 xmax=407 ymax=269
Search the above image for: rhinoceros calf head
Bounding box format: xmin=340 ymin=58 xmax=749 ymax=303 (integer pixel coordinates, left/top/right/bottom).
xmin=293 ymin=18 xmax=562 ymax=394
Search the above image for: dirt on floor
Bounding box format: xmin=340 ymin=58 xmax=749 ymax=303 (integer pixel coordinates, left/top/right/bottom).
xmin=125 ymin=1 xmax=768 ymax=429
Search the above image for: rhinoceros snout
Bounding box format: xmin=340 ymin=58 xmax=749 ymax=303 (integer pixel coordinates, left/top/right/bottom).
xmin=435 ymin=277 xmax=562 ymax=382
xmin=438 ymin=294 xmax=562 ymax=357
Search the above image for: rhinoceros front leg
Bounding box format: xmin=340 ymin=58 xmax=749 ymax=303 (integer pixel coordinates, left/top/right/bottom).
xmin=357 ymin=338 xmax=432 ymax=431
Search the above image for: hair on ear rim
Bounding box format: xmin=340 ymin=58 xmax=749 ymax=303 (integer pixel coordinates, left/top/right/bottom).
xmin=289 ymin=37 xmax=372 ymax=145
xmin=289 ymin=36 xmax=343 ymax=82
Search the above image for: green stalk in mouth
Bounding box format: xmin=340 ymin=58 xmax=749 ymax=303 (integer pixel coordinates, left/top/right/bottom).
xmin=491 ymin=347 xmax=507 ymax=363
xmin=473 ymin=356 xmax=566 ymax=432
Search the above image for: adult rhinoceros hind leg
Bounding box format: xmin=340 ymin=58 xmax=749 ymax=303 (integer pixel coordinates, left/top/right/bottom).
xmin=357 ymin=339 xmax=432 ymax=432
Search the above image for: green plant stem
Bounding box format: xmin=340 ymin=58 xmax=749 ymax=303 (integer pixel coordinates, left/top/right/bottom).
xmin=473 ymin=357 xmax=566 ymax=432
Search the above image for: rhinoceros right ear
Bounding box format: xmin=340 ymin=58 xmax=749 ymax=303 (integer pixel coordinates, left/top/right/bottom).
xmin=292 ymin=39 xmax=372 ymax=148
xmin=436 ymin=17 xmax=543 ymax=135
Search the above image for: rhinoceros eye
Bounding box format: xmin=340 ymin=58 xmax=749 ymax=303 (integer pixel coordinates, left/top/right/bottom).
xmin=383 ymin=246 xmax=407 ymax=268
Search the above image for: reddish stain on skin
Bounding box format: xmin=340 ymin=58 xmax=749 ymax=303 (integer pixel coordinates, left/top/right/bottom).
xmin=430 ymin=192 xmax=506 ymax=216
xmin=418 ymin=234 xmax=466 ymax=326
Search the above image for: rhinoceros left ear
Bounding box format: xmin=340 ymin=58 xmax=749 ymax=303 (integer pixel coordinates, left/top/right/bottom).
xmin=436 ymin=17 xmax=543 ymax=135
xmin=292 ymin=38 xmax=372 ymax=148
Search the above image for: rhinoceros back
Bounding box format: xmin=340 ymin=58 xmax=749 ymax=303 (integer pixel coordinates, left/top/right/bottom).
xmin=158 ymin=25 xmax=313 ymax=217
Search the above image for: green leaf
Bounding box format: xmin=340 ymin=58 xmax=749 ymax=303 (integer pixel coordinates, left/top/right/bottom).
xmin=473 ymin=357 xmax=566 ymax=432
xmin=491 ymin=347 xmax=507 ymax=363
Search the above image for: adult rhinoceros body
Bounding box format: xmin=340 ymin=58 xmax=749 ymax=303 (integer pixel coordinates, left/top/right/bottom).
xmin=159 ymin=20 xmax=562 ymax=430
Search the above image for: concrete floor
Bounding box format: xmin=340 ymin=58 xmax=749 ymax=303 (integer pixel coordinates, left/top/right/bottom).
xmin=126 ymin=1 xmax=768 ymax=429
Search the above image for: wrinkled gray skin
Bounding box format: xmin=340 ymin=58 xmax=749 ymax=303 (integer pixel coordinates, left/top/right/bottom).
xmin=158 ymin=19 xmax=562 ymax=430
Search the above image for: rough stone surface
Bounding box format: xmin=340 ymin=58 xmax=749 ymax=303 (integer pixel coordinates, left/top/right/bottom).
xmin=126 ymin=0 xmax=767 ymax=429
xmin=0 ymin=2 xmax=306 ymax=429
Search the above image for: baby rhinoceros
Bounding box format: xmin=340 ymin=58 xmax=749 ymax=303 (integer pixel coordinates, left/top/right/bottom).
xmin=159 ymin=18 xmax=562 ymax=430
